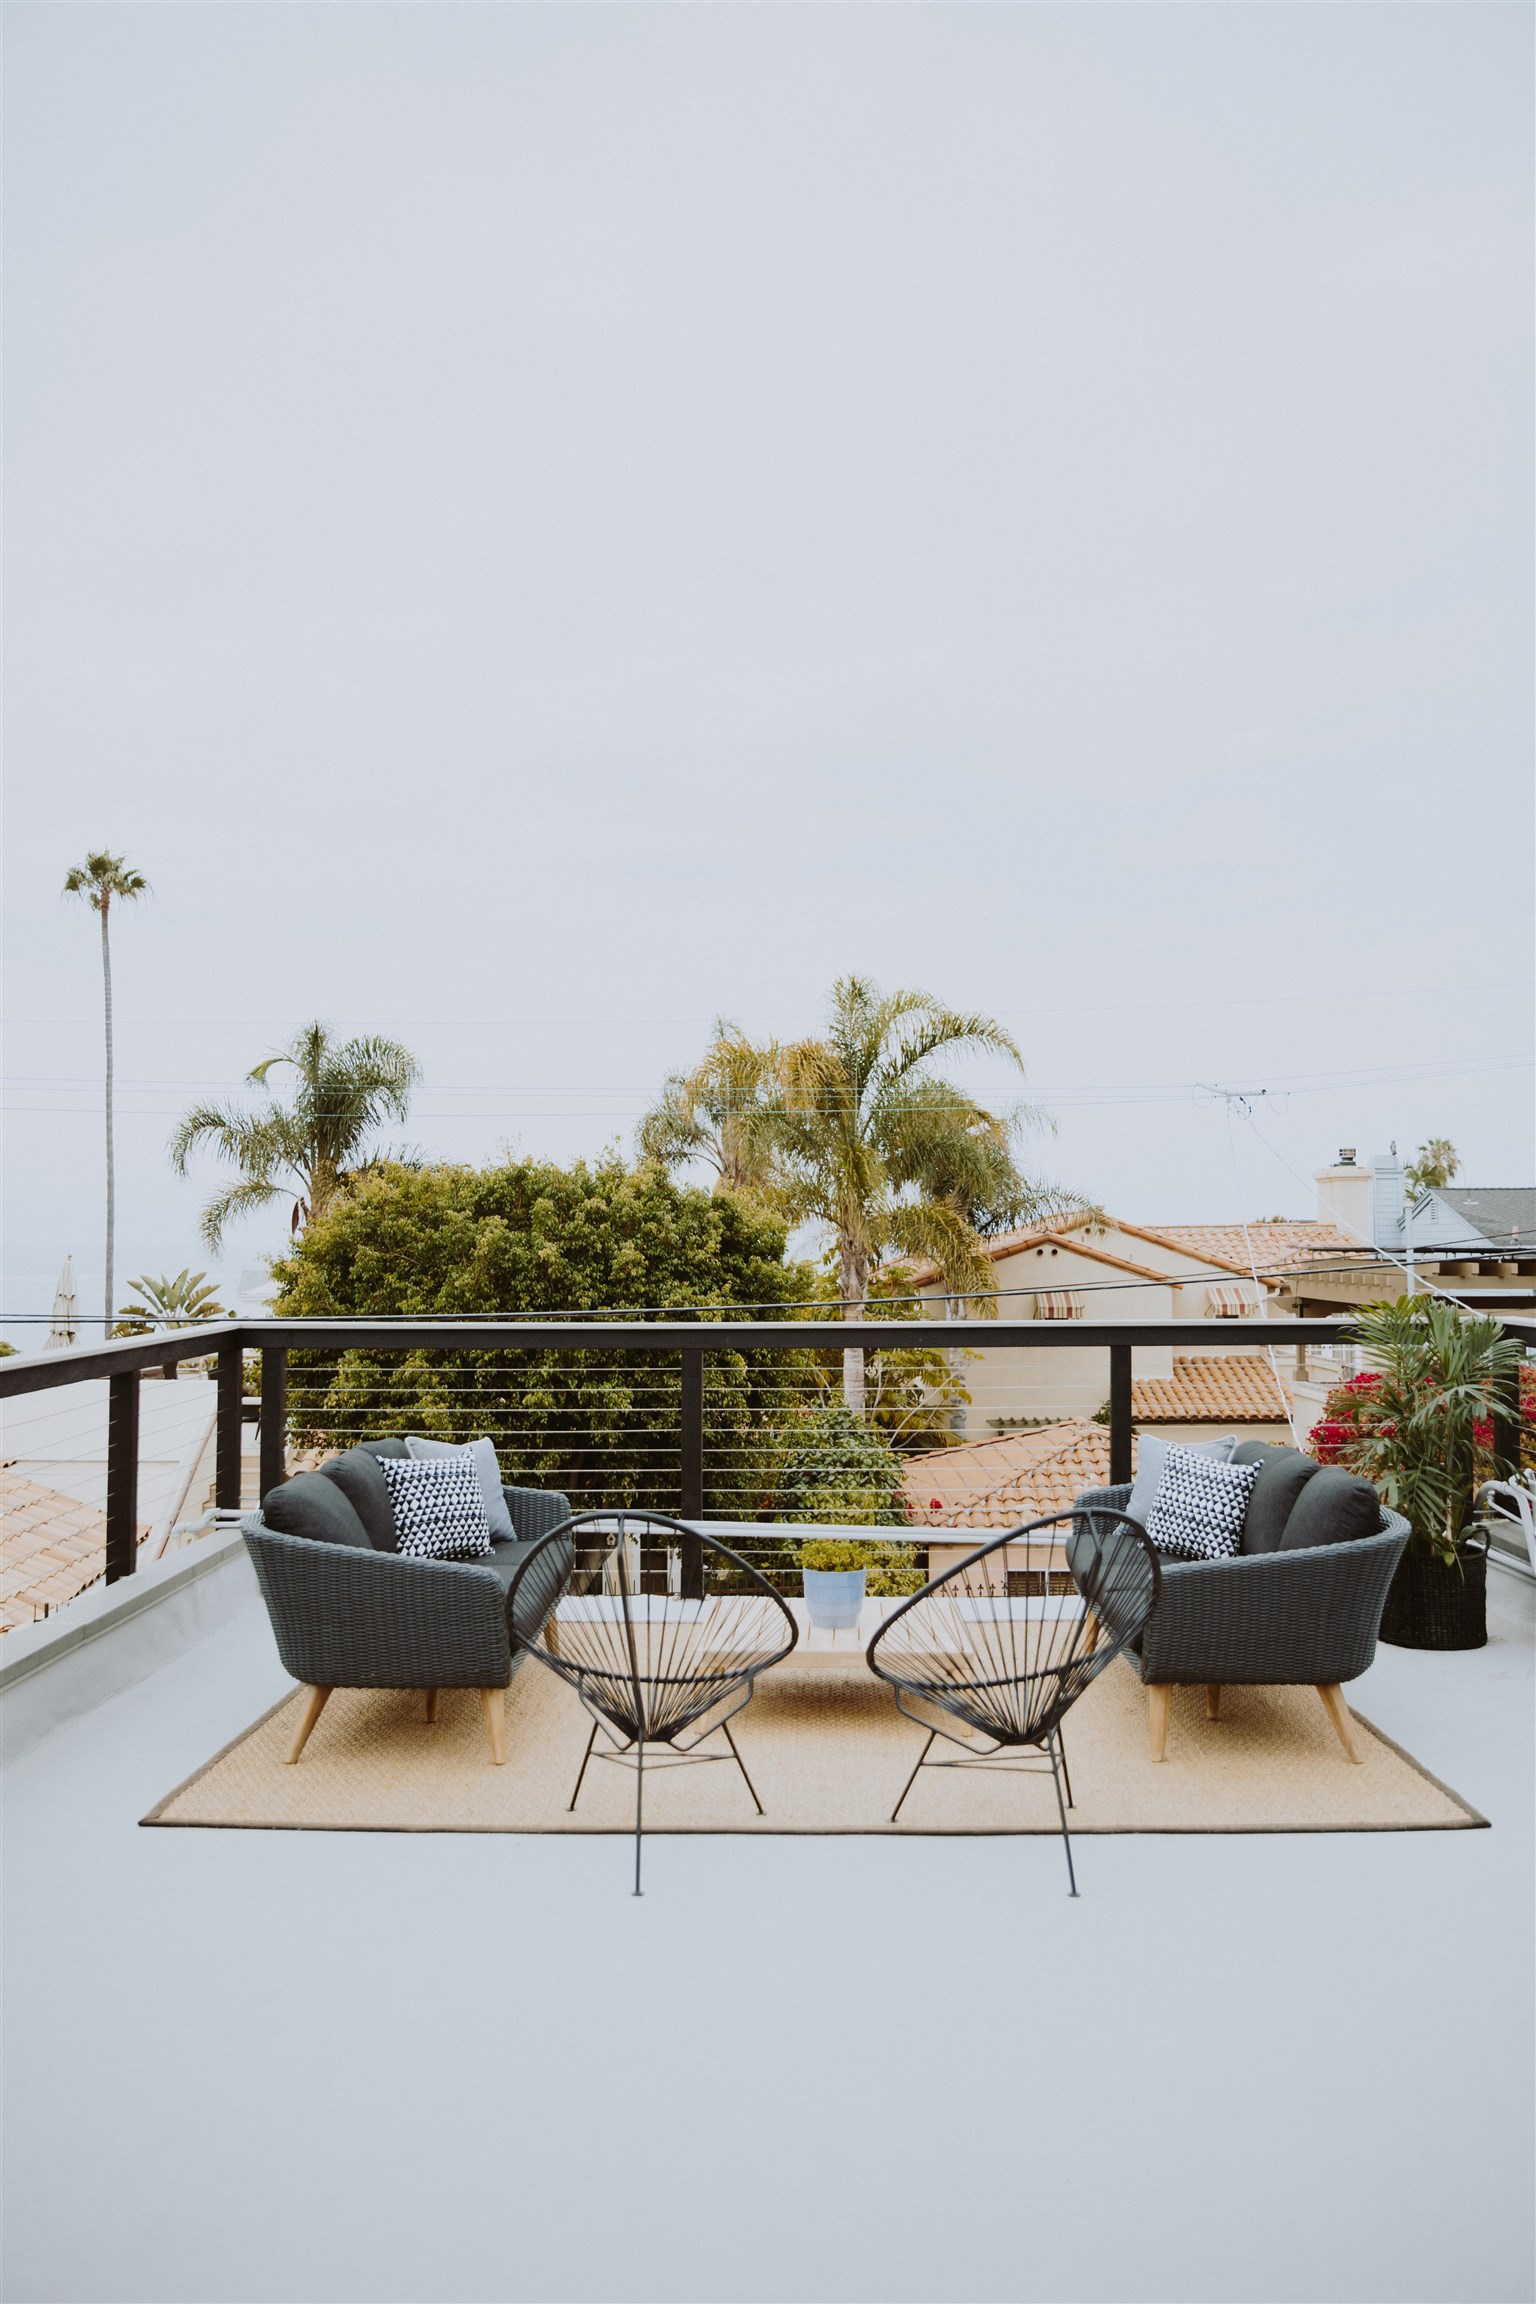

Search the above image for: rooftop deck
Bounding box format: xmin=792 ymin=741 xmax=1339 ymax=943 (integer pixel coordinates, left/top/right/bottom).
xmin=3 ymin=1537 xmax=1531 ymax=2304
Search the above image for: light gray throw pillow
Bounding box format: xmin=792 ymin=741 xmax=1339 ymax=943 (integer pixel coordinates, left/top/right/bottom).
xmin=404 ymin=1434 xmax=514 ymax=1541
xmin=1125 ymin=1432 xmax=1237 ymax=1533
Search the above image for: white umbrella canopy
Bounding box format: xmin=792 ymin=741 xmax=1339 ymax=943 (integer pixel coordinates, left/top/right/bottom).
xmin=46 ymin=1254 xmax=79 ymax=1349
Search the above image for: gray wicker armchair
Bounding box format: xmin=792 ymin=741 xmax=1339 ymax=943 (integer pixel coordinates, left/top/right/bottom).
xmin=1073 ymin=1476 xmax=1409 ymax=1764
xmin=244 ymin=1439 xmax=573 ymax=1767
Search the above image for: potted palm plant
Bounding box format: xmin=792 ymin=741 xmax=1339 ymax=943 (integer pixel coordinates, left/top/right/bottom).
xmin=1331 ymin=1298 xmax=1524 ymax=1651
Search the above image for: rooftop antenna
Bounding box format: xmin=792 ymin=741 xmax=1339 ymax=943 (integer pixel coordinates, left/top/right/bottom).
xmin=1200 ymin=1084 xmax=1301 ymax=1445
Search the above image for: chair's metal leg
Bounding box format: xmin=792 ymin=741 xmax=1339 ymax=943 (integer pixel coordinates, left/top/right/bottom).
xmin=568 ymin=1718 xmax=599 ymax=1813
xmin=1048 ymin=1731 xmax=1078 ymax=1898
xmin=1056 ymin=1722 xmax=1075 ymax=1810
xmin=633 ymin=1737 xmax=644 ymax=1897
xmin=720 ymin=1720 xmax=764 ymax=1815
xmin=891 ymin=1729 xmax=937 ymax=1823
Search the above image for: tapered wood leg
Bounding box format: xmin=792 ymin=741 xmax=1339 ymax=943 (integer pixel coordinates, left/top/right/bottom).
xmin=1205 ymin=1684 xmax=1222 ymax=1721
xmin=1317 ymin=1683 xmax=1362 ymax=1763
xmin=285 ymin=1685 xmax=331 ymax=1765
xmin=1147 ymin=1684 xmax=1172 ymax=1762
xmin=1083 ymin=1611 xmax=1100 ymax=1655
xmin=424 ymin=1688 xmax=439 ymax=1724
xmin=480 ymin=1687 xmax=508 ymax=1765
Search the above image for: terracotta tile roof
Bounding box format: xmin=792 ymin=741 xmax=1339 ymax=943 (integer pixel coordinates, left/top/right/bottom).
xmin=903 ymin=1227 xmax=1174 ymax=1290
xmin=1131 ymin=1353 xmax=1290 ymax=1424
xmin=0 ymin=1470 xmax=146 ymax=1633
xmin=903 ymin=1422 xmax=1117 ymax=1530
xmin=1135 ymin=1222 xmax=1364 ymax=1272
xmin=903 ymin=1356 xmax=1291 ymax=1529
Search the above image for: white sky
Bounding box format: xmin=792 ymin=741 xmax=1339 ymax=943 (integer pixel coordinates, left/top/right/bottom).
xmin=4 ymin=2 xmax=1532 ymax=1342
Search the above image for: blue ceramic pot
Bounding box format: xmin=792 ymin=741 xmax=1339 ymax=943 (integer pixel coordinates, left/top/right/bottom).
xmin=803 ymin=1567 xmax=867 ymax=1631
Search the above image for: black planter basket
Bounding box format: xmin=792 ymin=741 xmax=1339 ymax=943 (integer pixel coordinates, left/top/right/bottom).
xmin=1379 ymin=1537 xmax=1488 ymax=1652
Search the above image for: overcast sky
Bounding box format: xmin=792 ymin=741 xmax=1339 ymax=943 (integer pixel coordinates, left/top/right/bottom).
xmin=4 ymin=2 xmax=1532 ymax=1342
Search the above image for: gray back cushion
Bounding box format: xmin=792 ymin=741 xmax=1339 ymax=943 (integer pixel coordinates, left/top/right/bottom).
xmin=1233 ymin=1445 xmax=1323 ymax=1553
xmin=360 ymin=1436 xmax=408 ymax=1459
xmin=320 ymin=1448 xmax=399 ymax=1551
xmin=262 ymin=1470 xmax=371 ymax=1548
xmin=1279 ymin=1464 xmax=1383 ymax=1551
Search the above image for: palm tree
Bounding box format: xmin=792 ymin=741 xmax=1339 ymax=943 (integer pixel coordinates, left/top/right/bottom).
xmin=63 ymin=851 xmax=149 ymax=1338
xmin=1404 ymin=1138 xmax=1460 ymax=1195
xmin=637 ymin=1022 xmax=783 ymax=1199
xmin=115 ymin=1268 xmax=226 ymax=1333
xmin=772 ymin=976 xmax=1060 ymax=1410
xmin=170 ymin=1022 xmax=419 ymax=1251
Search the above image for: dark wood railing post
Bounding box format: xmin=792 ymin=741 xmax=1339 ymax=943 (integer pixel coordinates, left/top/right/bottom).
xmin=1109 ymin=1341 xmax=1133 ymax=1488
xmin=679 ymin=1349 xmax=704 ymax=1596
xmin=106 ymin=1370 xmax=141 ymax=1582
xmin=216 ymin=1342 xmax=244 ymax=1510
xmin=259 ymin=1346 xmax=288 ymax=1500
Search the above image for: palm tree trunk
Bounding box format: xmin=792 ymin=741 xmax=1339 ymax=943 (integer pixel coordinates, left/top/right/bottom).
xmin=101 ymin=900 xmax=114 ymax=1339
xmin=840 ymin=1242 xmax=868 ymax=1414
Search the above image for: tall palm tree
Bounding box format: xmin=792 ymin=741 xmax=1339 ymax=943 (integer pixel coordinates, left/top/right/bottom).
xmin=63 ymin=850 xmax=149 ymax=1337
xmin=774 ymin=978 xmax=1060 ymax=1408
xmin=637 ymin=1021 xmax=783 ymax=1199
xmin=170 ymin=1022 xmax=419 ymax=1251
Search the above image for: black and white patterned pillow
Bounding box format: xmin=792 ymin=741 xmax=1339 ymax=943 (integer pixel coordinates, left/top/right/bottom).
xmin=378 ymin=1455 xmax=492 ymax=1561
xmin=1146 ymin=1446 xmax=1259 ymax=1563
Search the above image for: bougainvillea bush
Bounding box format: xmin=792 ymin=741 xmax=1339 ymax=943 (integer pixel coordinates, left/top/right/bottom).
xmin=1307 ymin=1299 xmax=1532 ymax=1561
xmin=1311 ymin=1364 xmax=1536 ymax=1472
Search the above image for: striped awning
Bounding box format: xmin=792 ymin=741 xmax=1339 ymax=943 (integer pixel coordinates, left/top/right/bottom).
xmin=1207 ymin=1285 xmax=1257 ymax=1317
xmin=1034 ymin=1290 xmax=1085 ymax=1319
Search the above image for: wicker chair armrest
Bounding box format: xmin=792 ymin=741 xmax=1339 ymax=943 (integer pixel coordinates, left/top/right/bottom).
xmin=1076 ymin=1484 xmax=1135 ymax=1518
xmin=244 ymin=1520 xmax=513 ymax=1689
xmin=1137 ymin=1516 xmax=1409 ymax=1686
xmin=503 ymin=1486 xmax=572 ymax=1543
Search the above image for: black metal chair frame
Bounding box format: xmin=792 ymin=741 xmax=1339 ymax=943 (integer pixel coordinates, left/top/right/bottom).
xmin=866 ymin=1506 xmax=1160 ymax=1895
xmin=506 ymin=1510 xmax=799 ymax=1893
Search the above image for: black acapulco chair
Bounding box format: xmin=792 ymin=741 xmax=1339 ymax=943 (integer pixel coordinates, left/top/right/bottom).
xmin=505 ymin=1510 xmax=798 ymax=1894
xmin=865 ymin=1505 xmax=1160 ymax=1895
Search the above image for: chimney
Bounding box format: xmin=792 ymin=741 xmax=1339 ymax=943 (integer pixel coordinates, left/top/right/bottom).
xmin=1370 ymin=1149 xmax=1404 ymax=1253
xmin=1315 ymin=1149 xmax=1373 ymax=1242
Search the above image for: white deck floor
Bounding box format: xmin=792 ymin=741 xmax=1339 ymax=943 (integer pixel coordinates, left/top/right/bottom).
xmin=4 ymin=1565 xmax=1532 ymax=2304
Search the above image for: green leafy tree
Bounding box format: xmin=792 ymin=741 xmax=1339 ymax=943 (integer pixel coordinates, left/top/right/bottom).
xmin=63 ymin=851 xmax=149 ymax=1336
xmin=171 ymin=1022 xmax=419 ymax=1251
xmin=271 ymin=1154 xmax=817 ymax=1514
xmin=1404 ymin=1138 xmax=1460 ymax=1195
xmin=773 ymin=1404 xmax=907 ymax=1524
xmin=1333 ymin=1297 xmax=1524 ymax=1564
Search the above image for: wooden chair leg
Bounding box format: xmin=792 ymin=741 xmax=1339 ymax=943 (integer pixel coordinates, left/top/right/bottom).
xmin=1083 ymin=1611 xmax=1100 ymax=1655
xmin=424 ymin=1688 xmax=439 ymax=1724
xmin=285 ymin=1685 xmax=331 ymax=1765
xmin=1147 ymin=1684 xmax=1172 ymax=1762
xmin=480 ymin=1687 xmax=508 ymax=1766
xmin=1317 ymin=1682 xmax=1362 ymax=1763
xmin=1205 ymin=1684 xmax=1222 ymax=1721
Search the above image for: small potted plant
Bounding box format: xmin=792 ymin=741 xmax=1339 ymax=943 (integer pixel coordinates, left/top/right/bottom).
xmin=1320 ymin=1298 xmax=1524 ymax=1651
xmin=800 ymin=1537 xmax=927 ymax=1630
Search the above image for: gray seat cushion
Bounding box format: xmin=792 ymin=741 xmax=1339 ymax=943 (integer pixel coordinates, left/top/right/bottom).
xmin=1232 ymin=1445 xmax=1323 ymax=1554
xmin=1278 ymin=1464 xmax=1383 ymax=1551
xmin=319 ymin=1448 xmax=400 ymax=1552
xmin=261 ymin=1470 xmax=372 ymax=1549
xmin=479 ymin=1538 xmax=539 ymax=1591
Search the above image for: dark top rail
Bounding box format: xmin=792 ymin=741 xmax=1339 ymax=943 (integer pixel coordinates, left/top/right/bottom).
xmin=0 ymin=1313 xmax=1392 ymax=1398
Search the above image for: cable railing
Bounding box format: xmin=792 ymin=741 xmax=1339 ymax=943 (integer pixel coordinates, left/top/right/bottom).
xmin=1 ymin=1314 xmax=1531 ymax=1615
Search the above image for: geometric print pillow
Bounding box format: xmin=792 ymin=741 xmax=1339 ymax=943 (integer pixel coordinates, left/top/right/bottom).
xmin=377 ymin=1455 xmax=492 ymax=1561
xmin=1146 ymin=1446 xmax=1260 ymax=1563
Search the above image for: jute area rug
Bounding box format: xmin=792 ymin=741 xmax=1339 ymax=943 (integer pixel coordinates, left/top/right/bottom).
xmin=144 ymin=1658 xmax=1483 ymax=1836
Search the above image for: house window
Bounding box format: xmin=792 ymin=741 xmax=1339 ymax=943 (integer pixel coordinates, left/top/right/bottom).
xmin=1034 ymin=1290 xmax=1085 ymax=1318
xmin=1007 ymin=1570 xmax=1078 ymax=1597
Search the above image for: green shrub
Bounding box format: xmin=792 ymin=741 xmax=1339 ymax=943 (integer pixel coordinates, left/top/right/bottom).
xmin=800 ymin=1534 xmax=925 ymax=1595
xmin=773 ymin=1403 xmax=907 ymax=1525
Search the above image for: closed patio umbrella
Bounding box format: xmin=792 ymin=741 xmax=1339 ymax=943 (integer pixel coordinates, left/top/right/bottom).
xmin=46 ymin=1254 xmax=79 ymax=1349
